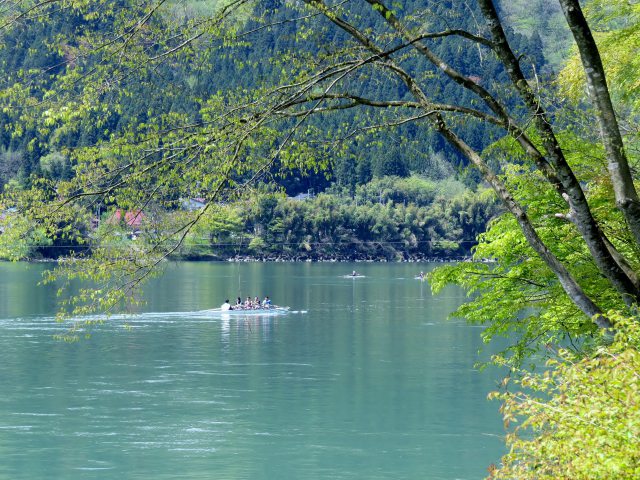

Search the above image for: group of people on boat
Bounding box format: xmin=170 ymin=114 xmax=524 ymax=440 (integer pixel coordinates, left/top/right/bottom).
xmin=221 ymin=296 xmax=272 ymax=311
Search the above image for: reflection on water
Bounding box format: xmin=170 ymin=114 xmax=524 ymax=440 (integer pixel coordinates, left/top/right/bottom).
xmin=0 ymin=262 xmax=505 ymax=480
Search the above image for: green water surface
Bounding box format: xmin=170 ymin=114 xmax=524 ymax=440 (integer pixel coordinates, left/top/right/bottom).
xmin=0 ymin=262 xmax=506 ymax=480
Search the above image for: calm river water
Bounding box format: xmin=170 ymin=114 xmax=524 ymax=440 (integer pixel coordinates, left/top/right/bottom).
xmin=0 ymin=261 xmax=506 ymax=480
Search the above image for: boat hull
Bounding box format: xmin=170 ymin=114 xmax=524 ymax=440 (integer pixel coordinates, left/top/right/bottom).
xmin=205 ymin=306 xmax=290 ymax=316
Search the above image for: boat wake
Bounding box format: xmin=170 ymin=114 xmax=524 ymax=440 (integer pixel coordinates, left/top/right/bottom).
xmin=0 ymin=308 xmax=306 ymax=328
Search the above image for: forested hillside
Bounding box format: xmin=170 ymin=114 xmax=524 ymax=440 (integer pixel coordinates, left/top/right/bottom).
xmin=0 ymin=0 xmax=561 ymax=260
xmin=1 ymin=0 xmax=558 ymax=190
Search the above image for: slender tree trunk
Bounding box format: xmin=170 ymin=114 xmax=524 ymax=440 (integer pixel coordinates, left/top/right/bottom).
xmin=558 ymin=0 xmax=640 ymax=248
xmin=370 ymin=0 xmax=639 ymax=305
xmin=477 ymin=0 xmax=640 ymax=306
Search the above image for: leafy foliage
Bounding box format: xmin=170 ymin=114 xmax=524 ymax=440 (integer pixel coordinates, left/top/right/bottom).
xmin=488 ymin=315 xmax=640 ymax=479
xmin=559 ymin=0 xmax=640 ymax=112
xmin=429 ymin=126 xmax=639 ymax=364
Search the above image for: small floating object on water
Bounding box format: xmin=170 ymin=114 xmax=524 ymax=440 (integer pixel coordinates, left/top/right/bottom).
xmin=343 ymin=271 xmax=365 ymax=278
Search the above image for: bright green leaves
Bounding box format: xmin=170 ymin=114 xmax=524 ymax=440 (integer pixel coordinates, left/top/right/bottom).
xmin=0 ymin=175 xmax=90 ymax=261
xmin=429 ymin=120 xmax=637 ymax=365
xmin=370 ymin=1 xmax=396 ymax=20
xmin=45 ymin=242 xmax=167 ymax=341
xmin=177 ymin=202 xmax=244 ymax=258
xmin=0 ymin=207 xmax=49 ymax=260
xmin=489 ymin=317 xmax=640 ymax=480
xmin=559 ymin=0 xmax=640 ymax=112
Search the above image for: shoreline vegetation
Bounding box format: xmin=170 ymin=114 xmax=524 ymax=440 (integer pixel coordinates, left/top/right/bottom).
xmin=181 ymin=254 xmax=482 ymax=263
xmin=19 ymin=254 xmax=486 ymax=264
xmin=2 ymin=177 xmax=501 ymax=264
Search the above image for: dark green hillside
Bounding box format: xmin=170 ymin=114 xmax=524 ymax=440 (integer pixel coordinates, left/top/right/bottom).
xmin=0 ymin=0 xmax=556 ymax=187
xmin=0 ymin=0 xmax=562 ymax=259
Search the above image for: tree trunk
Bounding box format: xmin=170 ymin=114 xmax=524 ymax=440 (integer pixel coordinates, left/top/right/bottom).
xmin=558 ymin=0 xmax=640 ymax=247
xmin=306 ymin=0 xmax=610 ymax=325
xmin=371 ymin=0 xmax=639 ymax=306
xmin=477 ymin=0 xmax=640 ymax=306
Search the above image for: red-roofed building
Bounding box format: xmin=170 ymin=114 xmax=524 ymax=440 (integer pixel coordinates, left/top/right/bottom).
xmin=106 ymin=209 xmax=146 ymax=232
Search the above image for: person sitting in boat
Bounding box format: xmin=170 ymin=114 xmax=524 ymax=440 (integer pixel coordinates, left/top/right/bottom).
xmin=221 ymin=299 xmax=231 ymax=311
xmin=254 ymin=296 xmax=260 ymax=307
xmin=235 ymin=297 xmax=242 ymax=308
xmin=245 ymin=296 xmax=252 ymax=308
xmin=351 ymin=270 xmax=358 ymax=276
xmin=262 ymin=296 xmax=271 ymax=307
xmin=419 ymin=271 xmax=424 ymax=279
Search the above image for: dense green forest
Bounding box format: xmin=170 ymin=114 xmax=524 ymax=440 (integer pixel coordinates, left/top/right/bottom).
xmin=0 ymin=0 xmax=565 ymax=260
xmin=176 ymin=177 xmax=498 ymax=261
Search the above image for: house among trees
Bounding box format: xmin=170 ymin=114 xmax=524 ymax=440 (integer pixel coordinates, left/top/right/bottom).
xmin=106 ymin=209 xmax=146 ymax=237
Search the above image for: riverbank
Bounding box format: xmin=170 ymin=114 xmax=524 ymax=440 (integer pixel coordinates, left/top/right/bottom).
xmin=14 ymin=252 xmax=482 ymax=263
xmin=220 ymin=254 xmax=474 ymax=262
xmin=171 ymin=249 xmax=476 ymax=263
xmin=172 ymin=243 xmax=479 ymax=263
